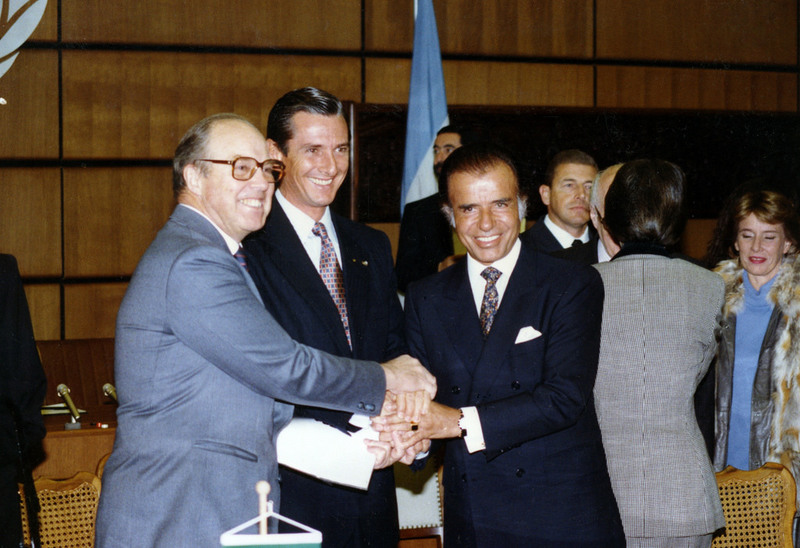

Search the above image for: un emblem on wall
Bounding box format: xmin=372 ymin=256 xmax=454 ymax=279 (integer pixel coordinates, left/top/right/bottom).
xmin=0 ymin=0 xmax=48 ymax=82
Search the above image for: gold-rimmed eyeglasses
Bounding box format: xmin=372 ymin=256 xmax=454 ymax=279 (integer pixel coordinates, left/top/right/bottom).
xmin=198 ymin=157 xmax=285 ymax=184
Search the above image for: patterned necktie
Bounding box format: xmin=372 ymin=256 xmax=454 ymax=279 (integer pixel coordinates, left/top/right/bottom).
xmin=234 ymin=248 xmax=248 ymax=271
xmin=479 ymin=267 xmax=502 ymax=338
xmin=312 ymin=221 xmax=351 ymax=349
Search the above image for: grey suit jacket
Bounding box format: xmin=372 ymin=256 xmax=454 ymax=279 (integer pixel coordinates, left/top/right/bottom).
xmin=593 ymin=254 xmax=724 ymax=539
xmin=95 ymin=205 xmax=386 ymax=548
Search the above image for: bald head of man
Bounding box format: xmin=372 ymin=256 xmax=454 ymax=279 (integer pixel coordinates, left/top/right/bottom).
xmin=589 ymin=163 xmax=623 ymax=258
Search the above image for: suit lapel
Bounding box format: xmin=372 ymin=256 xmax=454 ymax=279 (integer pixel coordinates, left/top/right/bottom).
xmin=471 ymin=247 xmax=539 ymax=402
xmin=437 ymin=262 xmax=484 ymax=375
xmin=334 ymin=214 xmax=370 ymax=356
xmin=173 ymin=206 xmax=264 ymax=304
xmin=264 ymin=204 xmax=351 ymax=354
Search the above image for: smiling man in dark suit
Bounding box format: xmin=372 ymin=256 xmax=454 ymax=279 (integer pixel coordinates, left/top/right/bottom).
xmin=380 ymin=143 xmax=623 ymax=547
xmin=244 ymin=88 xmax=408 ymax=548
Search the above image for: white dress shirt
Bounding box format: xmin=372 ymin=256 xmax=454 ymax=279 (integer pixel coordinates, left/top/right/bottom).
xmin=543 ymin=214 xmax=590 ymax=248
xmin=459 ymin=238 xmax=522 ymax=453
xmin=275 ymin=190 xmax=342 ymax=271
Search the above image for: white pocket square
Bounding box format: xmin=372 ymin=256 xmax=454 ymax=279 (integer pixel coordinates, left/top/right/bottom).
xmin=515 ymin=326 xmax=542 ymax=344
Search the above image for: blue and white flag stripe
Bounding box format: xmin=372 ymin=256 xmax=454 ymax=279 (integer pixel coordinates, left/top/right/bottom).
xmin=400 ymin=0 xmax=448 ymax=215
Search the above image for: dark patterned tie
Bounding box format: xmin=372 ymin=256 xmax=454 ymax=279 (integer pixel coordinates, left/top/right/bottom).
xmin=234 ymin=248 xmax=248 ymax=271
xmin=479 ymin=267 xmax=502 ymax=338
xmin=312 ymin=221 xmax=351 ymax=349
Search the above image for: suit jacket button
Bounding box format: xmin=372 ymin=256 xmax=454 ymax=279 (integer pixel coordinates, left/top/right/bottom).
xmin=515 ymin=468 xmax=525 ymax=477
xmin=357 ymin=402 xmax=365 ymax=410
xmin=511 ymin=381 xmax=520 ymax=390
xmin=365 ymin=403 xmax=375 ymax=413
xmin=451 ymin=385 xmax=461 ymax=394
xmin=461 ymin=474 xmax=467 ymax=483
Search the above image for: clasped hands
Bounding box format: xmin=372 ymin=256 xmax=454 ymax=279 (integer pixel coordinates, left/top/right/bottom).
xmin=365 ymin=390 xmax=462 ymax=469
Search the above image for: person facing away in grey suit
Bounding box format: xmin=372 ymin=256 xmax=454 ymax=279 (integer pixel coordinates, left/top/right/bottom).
xmin=94 ymin=113 xmax=436 ymax=548
xmin=593 ymin=159 xmax=724 ymax=547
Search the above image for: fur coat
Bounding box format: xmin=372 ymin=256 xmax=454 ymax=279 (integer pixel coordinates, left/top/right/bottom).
xmin=715 ymin=255 xmax=800 ymax=478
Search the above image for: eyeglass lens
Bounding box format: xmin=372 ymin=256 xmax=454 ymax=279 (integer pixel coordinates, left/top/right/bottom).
xmin=232 ymin=158 xmax=283 ymax=183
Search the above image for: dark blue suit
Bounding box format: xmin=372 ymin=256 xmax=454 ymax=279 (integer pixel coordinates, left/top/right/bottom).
xmin=520 ymin=215 xmax=598 ymax=256
xmin=244 ymin=202 xmax=406 ymax=548
xmin=395 ymin=194 xmax=454 ymax=292
xmin=404 ymin=243 xmax=623 ymax=547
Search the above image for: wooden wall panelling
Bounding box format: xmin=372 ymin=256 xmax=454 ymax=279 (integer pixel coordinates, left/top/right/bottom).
xmin=596 ymin=66 xmax=797 ymax=111
xmin=365 ymin=58 xmax=594 ymax=106
xmin=61 ymin=51 xmax=362 ymax=159
xmin=365 ymin=0 xmax=593 ymax=58
xmin=29 ymin=0 xmax=59 ymax=41
xmin=24 ymin=284 xmax=61 ymax=341
xmin=365 ymin=59 xmax=412 ymax=104
xmin=436 ymin=0 xmax=593 ymax=58
xmin=596 ymin=0 xmax=797 ymax=65
xmin=445 ymin=60 xmax=594 ymax=106
xmin=0 ymin=168 xmax=61 ymax=276
xmin=0 ymin=51 xmax=59 ymax=158
xmin=63 ymin=167 xmax=174 ymax=277
xmin=64 ymin=283 xmax=128 ymax=339
xmin=364 ymin=0 xmax=413 ymax=52
xmin=61 ymin=0 xmax=361 ymax=50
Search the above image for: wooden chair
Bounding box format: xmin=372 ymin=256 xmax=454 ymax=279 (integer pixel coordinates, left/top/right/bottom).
xmin=712 ymin=462 xmax=796 ymax=547
xmin=20 ymin=471 xmax=102 ymax=548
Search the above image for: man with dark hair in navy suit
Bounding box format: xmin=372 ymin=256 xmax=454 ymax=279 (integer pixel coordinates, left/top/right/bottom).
xmin=378 ymin=143 xmax=623 ymax=547
xmin=244 ymin=88 xmax=412 ymax=548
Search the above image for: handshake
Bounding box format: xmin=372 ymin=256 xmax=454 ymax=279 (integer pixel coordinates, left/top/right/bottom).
xmin=365 ymin=355 xmax=463 ymax=469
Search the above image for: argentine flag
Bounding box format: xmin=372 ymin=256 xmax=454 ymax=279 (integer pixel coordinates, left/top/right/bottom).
xmin=400 ymin=0 xmax=449 ymax=216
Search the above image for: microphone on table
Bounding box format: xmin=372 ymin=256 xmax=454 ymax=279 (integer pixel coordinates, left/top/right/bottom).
xmin=56 ymin=383 xmax=82 ymax=429
xmin=102 ymin=383 xmax=118 ymax=402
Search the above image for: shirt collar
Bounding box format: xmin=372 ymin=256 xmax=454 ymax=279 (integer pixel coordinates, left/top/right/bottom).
xmin=275 ymin=189 xmax=336 ymax=240
xmin=466 ymin=238 xmax=522 ymax=288
xmin=543 ymin=214 xmax=589 ymax=248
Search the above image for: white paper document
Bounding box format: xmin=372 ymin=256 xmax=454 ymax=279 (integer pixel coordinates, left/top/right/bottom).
xmin=276 ymin=416 xmax=376 ymax=490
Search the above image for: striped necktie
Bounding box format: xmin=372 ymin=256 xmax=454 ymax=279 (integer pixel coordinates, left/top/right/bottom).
xmin=312 ymin=221 xmax=351 ymax=349
xmin=234 ymin=248 xmax=248 ymax=271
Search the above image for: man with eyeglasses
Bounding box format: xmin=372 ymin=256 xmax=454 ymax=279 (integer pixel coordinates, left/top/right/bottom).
xmin=243 ymin=88 xmax=414 ymax=548
xmin=95 ymin=113 xmax=436 ymax=548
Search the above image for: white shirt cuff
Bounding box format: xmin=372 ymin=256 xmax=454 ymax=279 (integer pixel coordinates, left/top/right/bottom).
xmin=460 ymin=406 xmax=486 ymax=453
xmin=414 ymin=450 xmax=430 ymax=460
